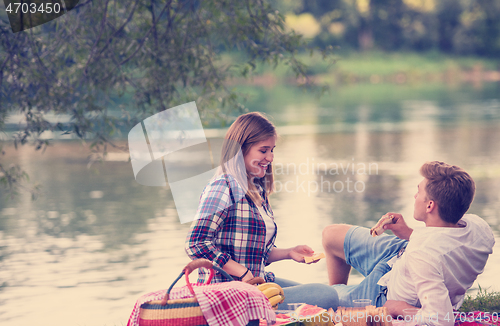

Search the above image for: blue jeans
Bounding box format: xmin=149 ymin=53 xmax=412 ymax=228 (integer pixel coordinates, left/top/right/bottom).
xmin=275 ymin=277 xmax=340 ymax=310
xmin=276 ymin=226 xmax=408 ymax=310
xmin=333 ymin=226 xmax=408 ymax=307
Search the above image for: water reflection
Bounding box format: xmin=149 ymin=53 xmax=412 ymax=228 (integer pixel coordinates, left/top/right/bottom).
xmin=0 ymin=83 xmax=500 ymax=326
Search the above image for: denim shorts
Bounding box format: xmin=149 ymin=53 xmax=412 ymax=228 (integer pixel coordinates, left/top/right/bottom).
xmin=332 ymin=226 xmax=408 ymax=307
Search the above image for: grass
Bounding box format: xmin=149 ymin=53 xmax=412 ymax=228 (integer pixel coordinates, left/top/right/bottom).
xmin=220 ymin=50 xmax=500 ymax=85
xmin=460 ymin=287 xmax=500 ymax=312
xmin=328 ymin=51 xmax=499 ymax=77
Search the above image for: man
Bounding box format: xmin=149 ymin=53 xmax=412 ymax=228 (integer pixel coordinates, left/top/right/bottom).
xmin=322 ymin=161 xmax=495 ymax=325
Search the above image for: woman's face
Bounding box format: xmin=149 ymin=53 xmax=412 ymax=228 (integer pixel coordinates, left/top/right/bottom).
xmin=244 ymin=136 xmax=276 ymax=178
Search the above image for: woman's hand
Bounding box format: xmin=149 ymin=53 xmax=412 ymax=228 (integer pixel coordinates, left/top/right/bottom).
xmin=289 ymin=245 xmax=315 ymax=263
xmin=267 ymin=245 xmax=315 ymax=263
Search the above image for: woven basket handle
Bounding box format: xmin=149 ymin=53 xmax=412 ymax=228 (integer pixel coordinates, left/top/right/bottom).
xmin=184 ymin=259 xmax=214 ymax=274
xmin=161 ymin=259 xmax=233 ymax=305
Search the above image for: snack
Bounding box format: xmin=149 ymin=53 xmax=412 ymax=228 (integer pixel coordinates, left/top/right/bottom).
xmin=370 ymin=214 xmax=394 ymax=237
xmin=304 ymin=252 xmax=326 ymax=263
xmin=257 ymin=282 xmax=285 ymax=309
xmin=295 ymin=304 xmax=335 ymax=326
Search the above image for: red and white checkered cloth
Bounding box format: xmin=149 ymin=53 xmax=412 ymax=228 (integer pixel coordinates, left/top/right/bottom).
xmin=127 ymin=281 xmax=276 ymax=326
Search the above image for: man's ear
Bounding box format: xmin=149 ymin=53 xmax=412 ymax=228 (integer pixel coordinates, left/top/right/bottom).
xmin=426 ymin=200 xmax=436 ymax=213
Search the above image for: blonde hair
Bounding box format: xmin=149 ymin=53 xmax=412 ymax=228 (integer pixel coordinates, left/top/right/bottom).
xmin=220 ymin=112 xmax=276 ymax=205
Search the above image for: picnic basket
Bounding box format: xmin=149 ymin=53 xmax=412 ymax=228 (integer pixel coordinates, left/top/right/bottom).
xmin=138 ymin=259 xmax=261 ymax=326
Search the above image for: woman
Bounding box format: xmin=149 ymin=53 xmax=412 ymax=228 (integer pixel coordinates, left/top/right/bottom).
xmin=185 ymin=112 xmax=338 ymax=309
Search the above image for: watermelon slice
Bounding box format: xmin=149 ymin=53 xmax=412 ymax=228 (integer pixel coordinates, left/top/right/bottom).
xmin=257 ymin=314 xmax=300 ymax=326
xmin=276 ymin=316 xmax=301 ymax=325
xmin=293 ymin=304 xmax=335 ymax=326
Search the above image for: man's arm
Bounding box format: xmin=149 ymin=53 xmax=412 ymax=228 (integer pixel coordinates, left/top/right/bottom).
xmin=384 ymin=300 xmax=419 ymax=318
xmin=406 ymin=253 xmax=455 ymax=326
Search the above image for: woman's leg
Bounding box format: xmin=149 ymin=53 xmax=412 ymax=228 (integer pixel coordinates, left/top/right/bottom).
xmin=279 ymin=283 xmax=339 ymax=310
xmin=331 ymin=260 xmax=391 ymax=307
xmin=273 ymin=277 xmax=301 ymax=288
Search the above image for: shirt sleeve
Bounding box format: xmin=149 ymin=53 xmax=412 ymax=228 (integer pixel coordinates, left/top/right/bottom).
xmin=263 ymin=244 xmax=277 ymax=266
xmin=407 ymin=252 xmax=455 ymax=326
xmin=184 ymin=180 xmax=233 ymax=269
xmin=261 ymin=195 xmax=277 ymax=267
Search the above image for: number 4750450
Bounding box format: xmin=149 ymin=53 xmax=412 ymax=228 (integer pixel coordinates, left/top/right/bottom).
xmin=5 ymin=2 xmax=62 ymax=14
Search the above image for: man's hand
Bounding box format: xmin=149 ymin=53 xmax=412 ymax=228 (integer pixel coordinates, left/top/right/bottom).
xmin=383 ymin=300 xmax=418 ymax=318
xmin=383 ymin=213 xmax=413 ymax=240
xmin=289 ymin=245 xmax=315 ymax=263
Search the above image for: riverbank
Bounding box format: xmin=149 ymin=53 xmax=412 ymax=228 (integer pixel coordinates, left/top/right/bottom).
xmin=224 ymin=51 xmax=500 ymax=87
xmin=460 ymin=288 xmax=500 ymax=312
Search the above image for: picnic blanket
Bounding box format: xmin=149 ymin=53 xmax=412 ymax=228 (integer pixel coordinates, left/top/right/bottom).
xmin=127 ymin=281 xmax=276 ymax=326
xmin=454 ymin=311 xmax=500 ymax=326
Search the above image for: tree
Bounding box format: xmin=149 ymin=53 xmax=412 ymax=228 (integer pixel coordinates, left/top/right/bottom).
xmin=371 ymin=0 xmax=405 ymax=50
xmin=0 ymin=0 xmax=332 ymax=198
xmin=280 ymin=0 xmax=500 ymax=55
xmin=437 ymin=0 xmax=462 ymax=53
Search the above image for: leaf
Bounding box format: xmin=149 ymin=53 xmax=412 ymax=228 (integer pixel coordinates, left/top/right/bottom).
xmin=0 ymin=0 xmax=336 ymax=198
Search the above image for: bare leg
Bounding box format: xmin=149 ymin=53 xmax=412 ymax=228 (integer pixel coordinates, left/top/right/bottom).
xmin=322 ymin=224 xmax=352 ymax=285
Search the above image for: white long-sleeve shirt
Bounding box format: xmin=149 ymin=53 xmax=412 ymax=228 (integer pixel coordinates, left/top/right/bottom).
xmin=378 ymin=214 xmax=495 ymax=326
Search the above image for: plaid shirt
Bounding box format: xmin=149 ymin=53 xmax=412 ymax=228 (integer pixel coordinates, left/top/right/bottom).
xmin=185 ymin=173 xmax=277 ymax=283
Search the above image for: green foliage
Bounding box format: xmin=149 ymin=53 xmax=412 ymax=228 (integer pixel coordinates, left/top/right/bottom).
xmin=0 ymin=146 xmax=40 ymax=200
xmin=282 ymin=0 xmax=500 ymax=57
xmin=0 ymin=0 xmax=330 ymax=141
xmin=329 ymin=51 xmax=499 ymax=76
xmin=0 ymin=0 xmax=333 ymax=196
xmin=460 ymin=286 xmax=500 ymax=312
xmin=230 ymin=50 xmax=497 ymax=84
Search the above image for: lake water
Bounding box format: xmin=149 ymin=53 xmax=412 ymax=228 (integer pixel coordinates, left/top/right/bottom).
xmin=1 ymin=82 xmax=500 ymax=326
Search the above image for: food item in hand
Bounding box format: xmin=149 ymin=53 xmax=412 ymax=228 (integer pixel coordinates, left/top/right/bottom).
xmin=370 ymin=214 xmax=394 ymax=237
xmin=304 ymin=252 xmax=326 ymax=263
